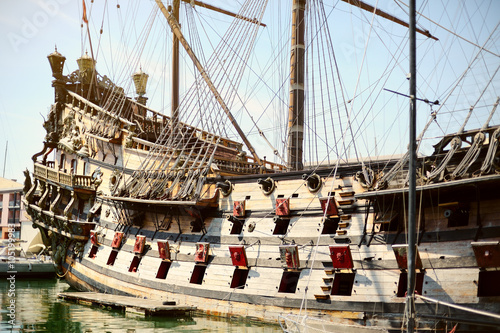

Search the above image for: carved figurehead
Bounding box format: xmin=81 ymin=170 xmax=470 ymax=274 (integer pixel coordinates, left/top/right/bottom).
xmin=23 ymin=168 xmax=32 ymax=194
xmin=43 ymin=104 xmax=60 ymax=143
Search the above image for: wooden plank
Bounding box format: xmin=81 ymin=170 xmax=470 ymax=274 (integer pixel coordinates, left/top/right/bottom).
xmin=314 ymin=294 xmax=330 ymax=300
xmin=58 ymin=292 xmax=195 ymax=316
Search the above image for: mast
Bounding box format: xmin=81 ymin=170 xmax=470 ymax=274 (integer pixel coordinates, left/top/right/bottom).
xmin=172 ymin=0 xmax=180 ymax=126
xmin=287 ymin=0 xmax=306 ymax=171
xmin=155 ymin=0 xmax=263 ymax=166
xmin=407 ymin=0 xmax=417 ymax=332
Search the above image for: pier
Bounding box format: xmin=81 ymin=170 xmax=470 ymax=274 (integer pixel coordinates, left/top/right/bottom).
xmin=58 ymin=292 xmax=196 ymax=316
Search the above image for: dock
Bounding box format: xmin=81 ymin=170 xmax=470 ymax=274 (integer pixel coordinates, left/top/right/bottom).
xmin=58 ymin=292 xmax=196 ymax=316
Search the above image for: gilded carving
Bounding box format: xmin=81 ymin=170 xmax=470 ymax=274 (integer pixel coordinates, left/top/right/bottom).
xmin=59 ymin=111 xmax=84 ymax=153
xmin=109 ymin=169 xmax=122 ymax=195
xmin=42 ymin=104 xmax=60 ymax=143
xmin=91 ymin=168 xmax=103 ymax=188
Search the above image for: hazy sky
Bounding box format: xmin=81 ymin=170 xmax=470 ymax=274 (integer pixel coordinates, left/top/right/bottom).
xmin=1 ymin=0 xmax=80 ymax=182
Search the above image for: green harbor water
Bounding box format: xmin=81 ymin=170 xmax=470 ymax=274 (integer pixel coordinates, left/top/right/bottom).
xmin=0 ymin=278 xmax=282 ymax=333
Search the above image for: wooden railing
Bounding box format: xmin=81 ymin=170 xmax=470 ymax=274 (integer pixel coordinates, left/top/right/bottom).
xmin=33 ymin=162 xmax=96 ymax=191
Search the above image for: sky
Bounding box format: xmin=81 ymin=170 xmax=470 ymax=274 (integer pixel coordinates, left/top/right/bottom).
xmin=1 ymin=0 xmax=80 ymax=182
xmin=0 ymin=0 xmax=499 ymax=182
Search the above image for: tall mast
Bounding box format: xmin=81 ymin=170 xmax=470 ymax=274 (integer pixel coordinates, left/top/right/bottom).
xmin=172 ymin=0 xmax=180 ymax=126
xmin=287 ymin=0 xmax=306 ymax=171
xmin=155 ymin=0 xmax=263 ymax=165
xmin=407 ymin=0 xmax=417 ymax=331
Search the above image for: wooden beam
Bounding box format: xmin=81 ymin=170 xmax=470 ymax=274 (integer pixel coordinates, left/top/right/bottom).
xmin=342 ymin=0 xmax=438 ymax=41
xmin=155 ymin=0 xmax=263 ymax=166
xmin=181 ymin=0 xmax=266 ymax=27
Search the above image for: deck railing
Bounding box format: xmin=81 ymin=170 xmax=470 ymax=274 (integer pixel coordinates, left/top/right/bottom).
xmin=34 ymin=162 xmax=96 ymax=191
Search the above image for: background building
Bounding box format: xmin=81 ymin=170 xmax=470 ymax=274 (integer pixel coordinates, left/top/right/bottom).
xmin=0 ymin=177 xmax=27 ymax=240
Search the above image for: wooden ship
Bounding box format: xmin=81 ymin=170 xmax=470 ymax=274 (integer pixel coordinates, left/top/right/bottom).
xmin=23 ymin=0 xmax=500 ymax=331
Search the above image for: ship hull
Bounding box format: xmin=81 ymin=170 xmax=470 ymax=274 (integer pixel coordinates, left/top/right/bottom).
xmin=45 ymin=168 xmax=500 ymax=332
xmin=26 ymin=44 xmax=500 ymax=332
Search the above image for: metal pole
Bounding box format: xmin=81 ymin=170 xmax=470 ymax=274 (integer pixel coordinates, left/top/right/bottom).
xmin=2 ymin=141 xmax=7 ymax=178
xmin=407 ymin=0 xmax=417 ymax=332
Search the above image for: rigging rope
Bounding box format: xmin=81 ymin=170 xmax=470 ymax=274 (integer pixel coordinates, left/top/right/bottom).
xmin=124 ymin=0 xmax=269 ymax=201
xmin=380 ymin=16 xmax=500 ymax=187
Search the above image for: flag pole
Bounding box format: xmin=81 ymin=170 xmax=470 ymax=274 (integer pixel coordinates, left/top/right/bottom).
xmin=82 ymin=0 xmax=100 ymax=103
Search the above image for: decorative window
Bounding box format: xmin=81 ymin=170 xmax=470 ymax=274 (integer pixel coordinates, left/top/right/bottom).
xmin=279 ymin=245 xmax=300 ymax=270
xmin=59 ymin=154 xmax=66 ymax=171
xmin=111 ymin=232 xmax=124 ymax=249
xmin=190 ymin=265 xmax=207 ymax=285
xmin=133 ymin=235 xmax=146 ymax=254
xmin=278 ymin=271 xmax=301 ymax=293
xmin=329 ymin=245 xmax=353 ymax=270
xmin=157 ymin=241 xmax=170 ymax=260
xmin=322 ymin=217 xmax=340 ymax=234
xmin=229 ymin=246 xmax=248 ymax=267
xmin=70 ymin=159 xmax=77 ymax=174
xmin=396 ymin=272 xmax=424 ymax=297
xmin=443 ymin=202 xmax=469 ymax=227
xmin=107 ymin=250 xmax=118 ymax=266
xmin=156 ymin=261 xmax=172 ymax=279
xmin=83 ymin=162 xmax=89 ymax=176
xmin=128 ymin=256 xmax=141 ymax=272
xmin=230 ymin=269 xmax=249 ymax=289
xmin=276 ymin=198 xmax=290 ymax=216
xmin=478 ymin=271 xmax=500 ymax=297
xmin=319 ymin=196 xmax=338 ymax=216
xmin=331 ymin=273 xmax=355 ymax=296
xmin=88 ymin=245 xmax=98 ymax=259
xmin=194 ymin=242 xmax=210 ymax=264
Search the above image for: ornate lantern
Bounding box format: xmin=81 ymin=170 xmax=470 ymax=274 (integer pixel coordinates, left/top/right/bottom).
xmin=77 ymin=52 xmax=95 ymax=72
xmin=132 ymin=68 xmax=149 ymax=105
xmin=77 ymin=52 xmax=96 ymax=84
xmin=47 ymin=46 xmax=66 ymax=79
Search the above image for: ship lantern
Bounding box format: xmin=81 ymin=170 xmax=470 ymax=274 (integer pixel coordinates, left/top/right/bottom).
xmin=77 ymin=51 xmax=95 ymax=72
xmin=132 ymin=68 xmax=149 ymax=105
xmin=77 ymin=52 xmax=96 ymax=84
xmin=47 ymin=46 xmax=66 ymax=79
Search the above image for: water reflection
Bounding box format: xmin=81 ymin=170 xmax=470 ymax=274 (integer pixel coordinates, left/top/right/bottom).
xmin=1 ymin=278 xmax=280 ymax=332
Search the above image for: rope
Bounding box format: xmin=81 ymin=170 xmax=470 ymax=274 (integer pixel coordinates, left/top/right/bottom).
xmin=451 ymin=95 xmax=500 ymax=179
xmin=122 ymin=0 xmax=269 ymax=201
xmin=424 ymin=136 xmax=461 ymax=182
xmin=449 ymin=132 xmax=484 ymax=179
xmin=479 ymin=126 xmax=500 ymax=175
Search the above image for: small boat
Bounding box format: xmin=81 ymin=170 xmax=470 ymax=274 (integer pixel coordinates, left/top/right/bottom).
xmin=0 ymin=240 xmax=54 ymax=278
